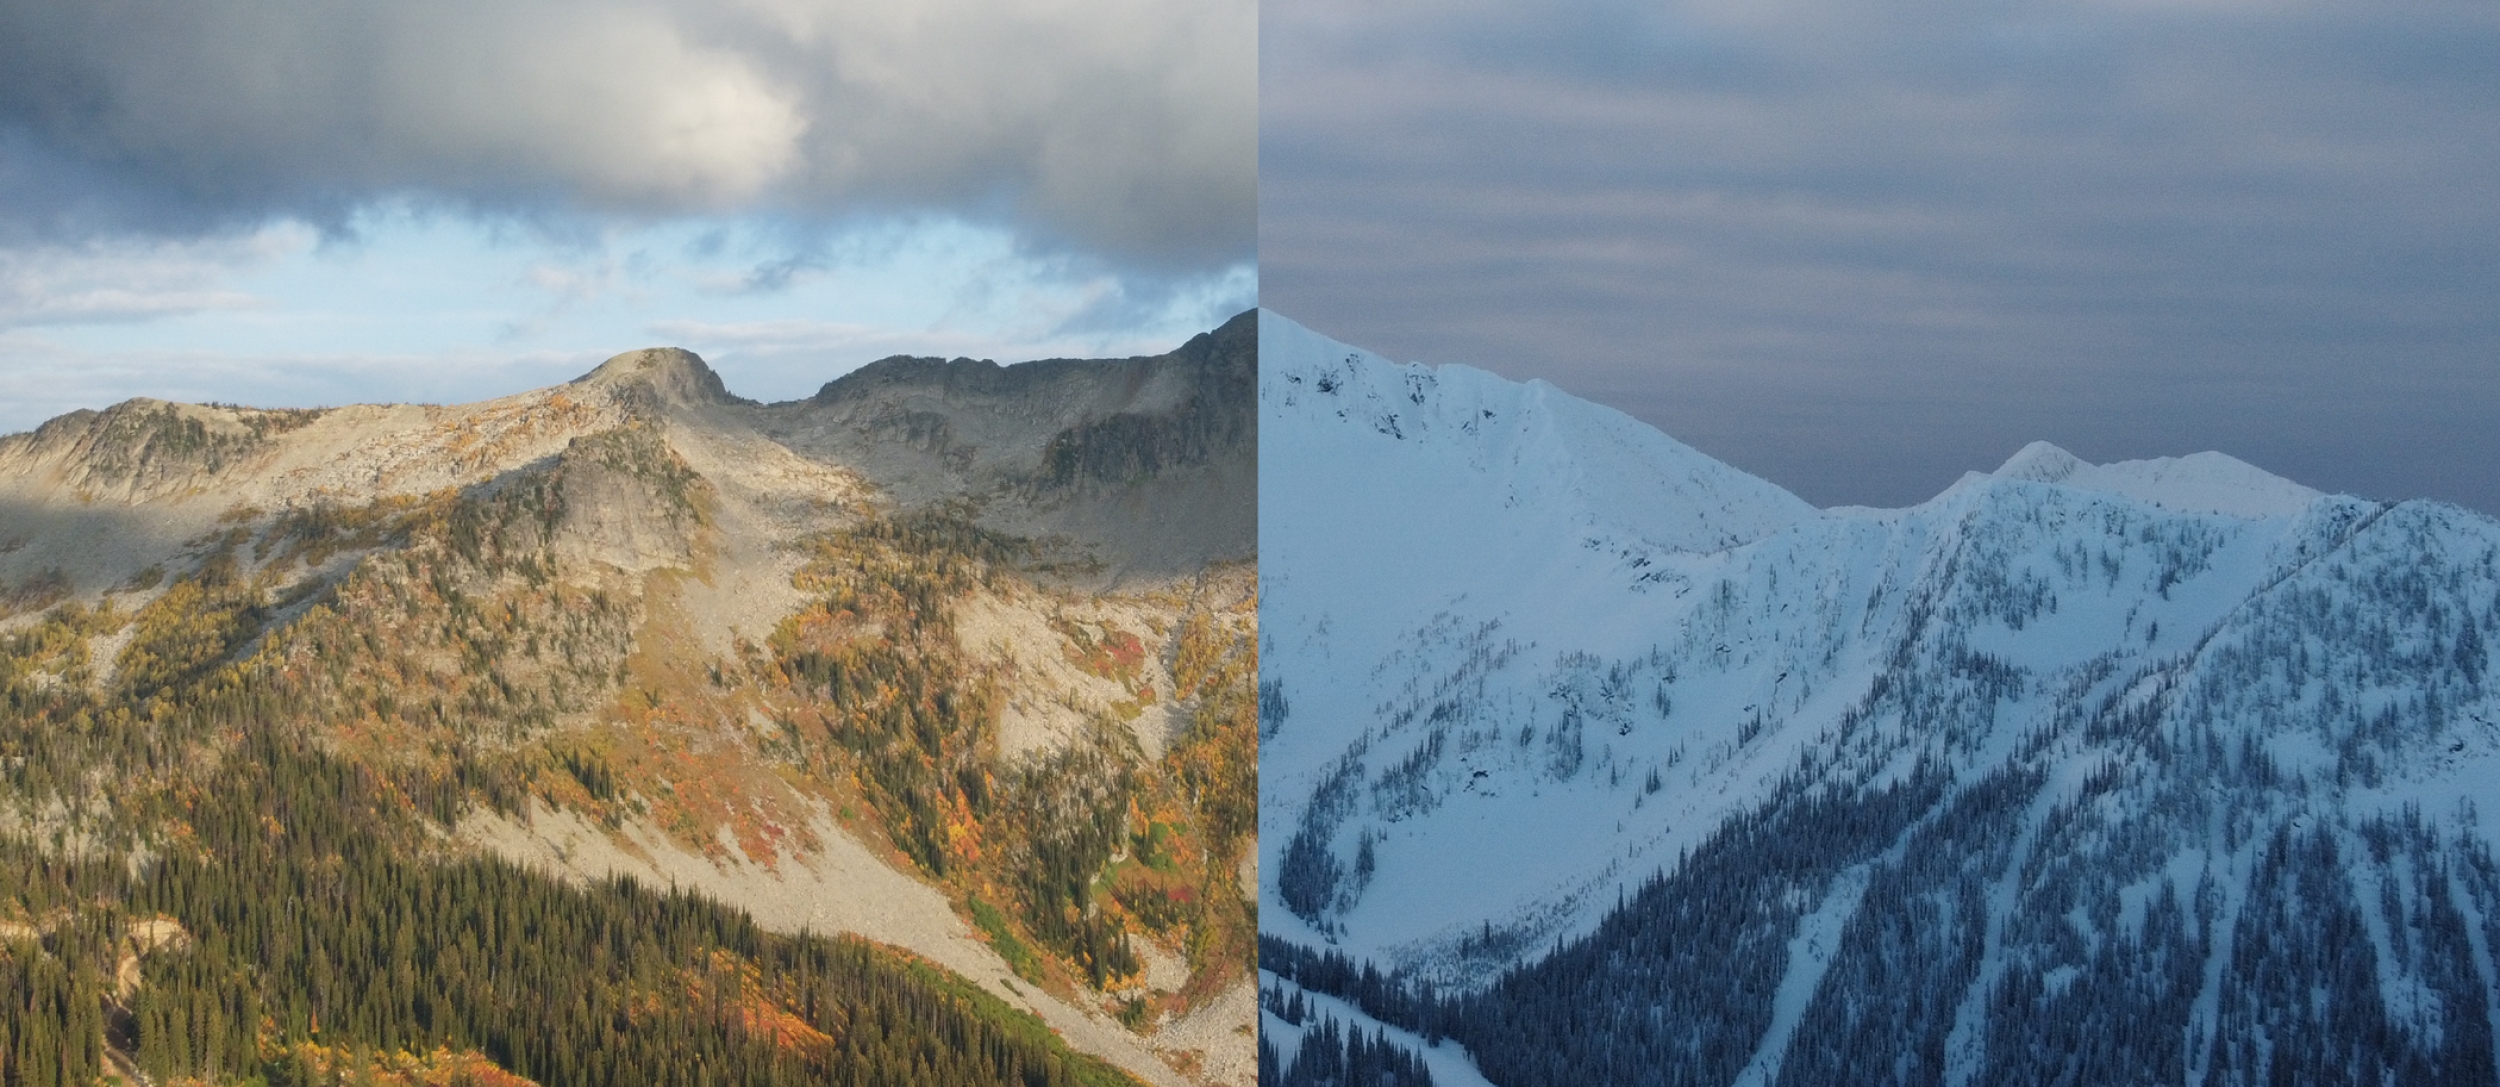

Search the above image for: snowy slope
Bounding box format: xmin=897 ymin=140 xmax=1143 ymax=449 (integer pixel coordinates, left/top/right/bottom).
xmin=1257 ymin=311 xmax=2500 ymax=1086
xmin=1259 ymin=309 xmax=1817 ymax=960
xmin=1983 ymin=439 xmax=2323 ymax=518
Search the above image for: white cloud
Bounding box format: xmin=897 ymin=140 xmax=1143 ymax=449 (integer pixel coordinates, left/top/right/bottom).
xmin=375 ymin=8 xmax=810 ymax=206
xmin=0 ymin=0 xmax=1254 ymax=263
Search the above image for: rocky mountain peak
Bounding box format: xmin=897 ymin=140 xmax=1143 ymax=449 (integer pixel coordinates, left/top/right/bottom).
xmin=573 ymin=347 xmax=746 ymax=408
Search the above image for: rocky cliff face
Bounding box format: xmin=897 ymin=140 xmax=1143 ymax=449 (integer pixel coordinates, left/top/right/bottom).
xmin=0 ymin=313 xmax=1258 ymax=1087
xmin=773 ymin=309 xmax=1256 ymax=575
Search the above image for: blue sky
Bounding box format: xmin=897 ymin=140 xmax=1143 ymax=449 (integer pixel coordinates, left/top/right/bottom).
xmin=0 ymin=0 xmax=1254 ymax=429
xmin=1261 ymin=0 xmax=2500 ymax=516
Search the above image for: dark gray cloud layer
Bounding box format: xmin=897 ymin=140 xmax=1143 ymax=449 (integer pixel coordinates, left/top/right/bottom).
xmin=1262 ymin=0 xmax=2500 ymax=515
xmin=0 ymin=0 xmax=1253 ymax=265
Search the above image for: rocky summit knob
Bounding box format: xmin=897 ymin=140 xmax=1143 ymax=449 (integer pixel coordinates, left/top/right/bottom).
xmin=572 ymin=347 xmax=745 ymax=407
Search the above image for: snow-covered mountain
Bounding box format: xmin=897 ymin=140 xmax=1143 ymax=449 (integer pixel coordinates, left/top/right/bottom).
xmin=1256 ymin=311 xmax=2500 ymax=1086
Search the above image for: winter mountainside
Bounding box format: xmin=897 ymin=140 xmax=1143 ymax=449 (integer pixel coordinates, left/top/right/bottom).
xmin=1257 ymin=310 xmax=2500 ymax=1086
xmin=0 ymin=313 xmax=1257 ymax=1087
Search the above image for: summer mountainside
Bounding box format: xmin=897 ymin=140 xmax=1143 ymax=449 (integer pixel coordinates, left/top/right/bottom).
xmin=0 ymin=312 xmax=1257 ymax=1087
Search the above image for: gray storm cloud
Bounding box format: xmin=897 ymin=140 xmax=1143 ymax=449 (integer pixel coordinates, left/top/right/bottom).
xmin=0 ymin=0 xmax=1253 ymax=263
xmin=1261 ymin=0 xmax=2500 ymax=515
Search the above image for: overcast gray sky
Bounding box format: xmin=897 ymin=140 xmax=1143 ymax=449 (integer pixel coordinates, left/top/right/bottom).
xmin=1261 ymin=0 xmax=2500 ymax=516
xmin=0 ymin=0 xmax=1253 ymax=429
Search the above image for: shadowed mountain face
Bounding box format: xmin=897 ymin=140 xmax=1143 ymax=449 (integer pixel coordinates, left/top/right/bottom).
xmin=0 ymin=313 xmax=1258 ymax=1087
xmin=771 ymin=307 xmax=1256 ymax=575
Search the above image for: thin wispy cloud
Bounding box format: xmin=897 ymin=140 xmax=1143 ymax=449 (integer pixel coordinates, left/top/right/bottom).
xmin=0 ymin=226 xmax=311 ymax=328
